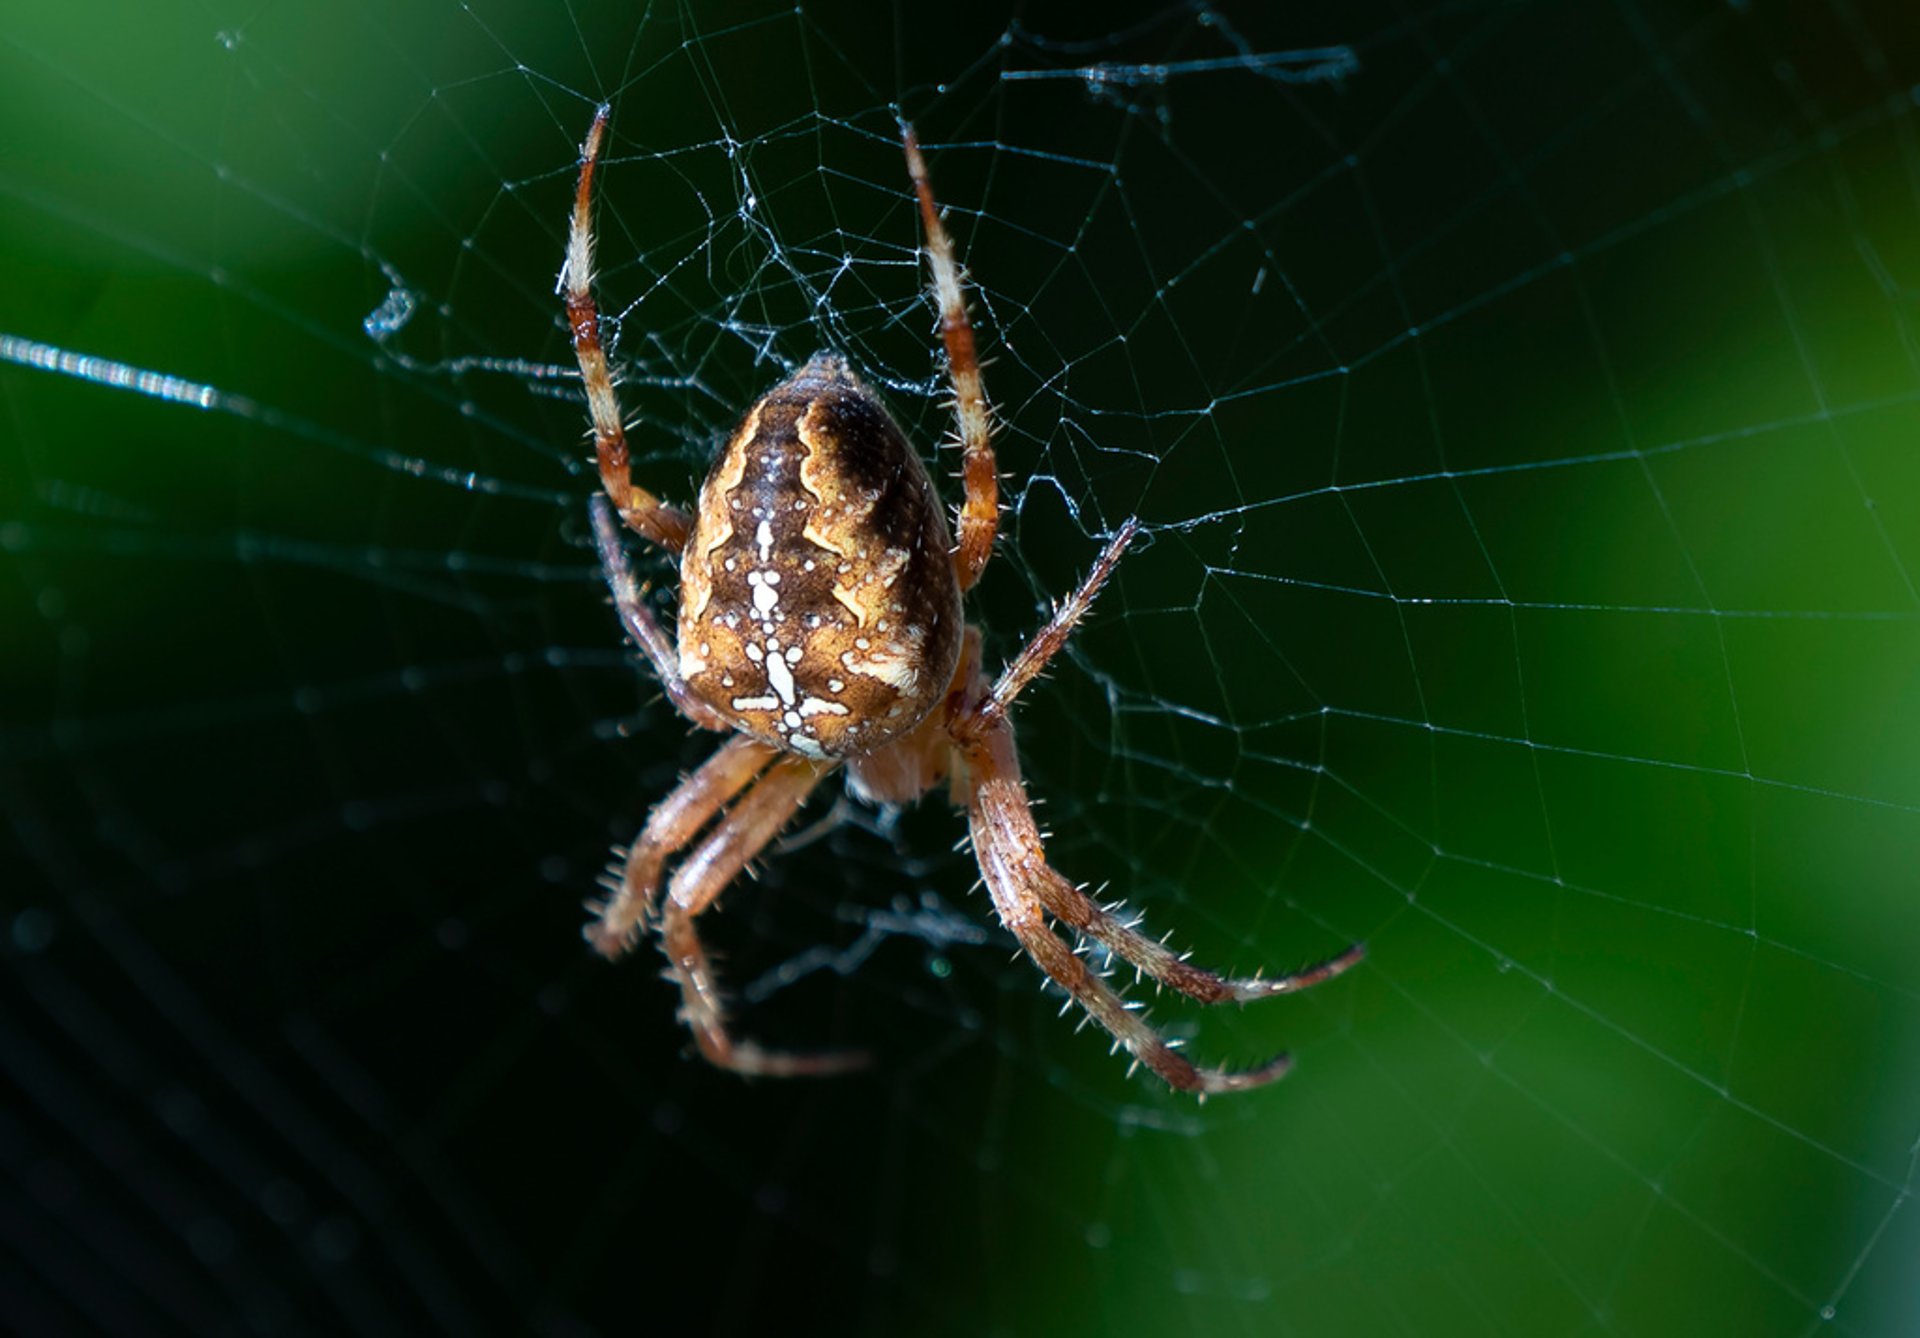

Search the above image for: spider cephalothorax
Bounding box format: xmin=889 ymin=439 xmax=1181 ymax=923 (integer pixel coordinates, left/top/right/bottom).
xmin=565 ymin=106 xmax=1362 ymax=1095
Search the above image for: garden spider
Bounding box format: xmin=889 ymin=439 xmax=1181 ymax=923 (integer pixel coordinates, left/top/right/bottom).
xmin=566 ymin=106 xmax=1363 ymax=1094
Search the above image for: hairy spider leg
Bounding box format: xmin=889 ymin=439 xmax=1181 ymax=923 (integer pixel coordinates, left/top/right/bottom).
xmin=587 ymin=734 xmax=778 ymax=958
xmin=659 ymin=757 xmax=870 ymax=1077
xmin=979 ymin=518 xmax=1138 ymax=729
xmin=964 ymin=723 xmax=1290 ymax=1095
xmin=954 ymin=528 xmax=1364 ymax=1092
xmin=1030 ymin=867 xmax=1366 ymax=1005
xmin=903 ymin=126 xmax=998 ymax=593
xmin=590 ymin=494 xmax=729 ymax=732
xmin=567 ymin=103 xmax=694 ymax=553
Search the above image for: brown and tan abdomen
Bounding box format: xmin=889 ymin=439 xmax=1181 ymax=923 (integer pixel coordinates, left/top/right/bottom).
xmin=676 ymin=354 xmax=963 ymax=760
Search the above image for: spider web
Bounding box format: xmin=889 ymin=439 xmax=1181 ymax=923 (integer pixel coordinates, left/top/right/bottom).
xmin=4 ymin=1 xmax=1920 ymax=1334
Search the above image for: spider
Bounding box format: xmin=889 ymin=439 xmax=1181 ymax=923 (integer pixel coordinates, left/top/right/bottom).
xmin=564 ymin=106 xmax=1364 ymax=1095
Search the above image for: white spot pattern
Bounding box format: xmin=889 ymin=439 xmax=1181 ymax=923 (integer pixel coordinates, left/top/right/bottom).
xmin=766 ymin=652 xmax=797 ymax=705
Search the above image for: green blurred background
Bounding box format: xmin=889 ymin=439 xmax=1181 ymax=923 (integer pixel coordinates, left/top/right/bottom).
xmin=4 ymin=2 xmax=1919 ymax=1335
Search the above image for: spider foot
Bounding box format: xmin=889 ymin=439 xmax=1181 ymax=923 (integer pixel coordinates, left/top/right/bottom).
xmin=583 ymin=914 xmax=645 ymax=961
xmin=1226 ymin=941 xmax=1367 ymax=1003
xmin=711 ymin=1041 xmax=872 ymax=1079
xmin=1186 ymin=1049 xmax=1295 ymax=1097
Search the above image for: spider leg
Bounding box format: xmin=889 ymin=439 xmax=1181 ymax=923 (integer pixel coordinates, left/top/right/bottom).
xmin=964 ymin=722 xmax=1330 ymax=1096
xmin=587 ymin=734 xmax=777 ymax=958
xmin=1031 ymin=867 xmax=1365 ymax=1005
xmin=951 ymin=530 xmax=1360 ymax=1091
xmin=978 ymin=518 xmax=1138 ymax=729
xmin=566 ymin=105 xmax=694 ymax=553
xmin=591 ymin=493 xmax=730 ymax=733
xmin=987 ymin=521 xmax=1359 ymax=996
xmin=902 ymin=125 xmax=998 ymax=593
xmin=973 ymin=520 xmax=1362 ymax=996
xmin=659 ymin=756 xmax=870 ymax=1077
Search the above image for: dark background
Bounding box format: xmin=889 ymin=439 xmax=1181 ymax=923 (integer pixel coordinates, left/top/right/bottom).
xmin=5 ymin=2 xmax=1920 ymax=1334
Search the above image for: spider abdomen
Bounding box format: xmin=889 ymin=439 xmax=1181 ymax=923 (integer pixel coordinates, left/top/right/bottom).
xmin=677 ymin=352 xmax=963 ymax=759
